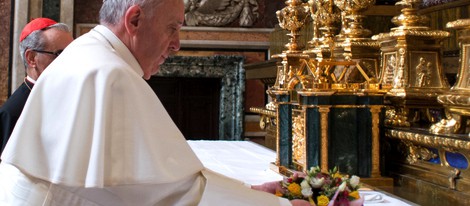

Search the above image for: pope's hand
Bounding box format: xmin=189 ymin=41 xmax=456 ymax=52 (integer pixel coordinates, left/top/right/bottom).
xmin=291 ymin=171 xmax=306 ymax=179
xmin=251 ymin=180 xmax=283 ymax=194
xmin=251 ymin=171 xmax=307 ymax=194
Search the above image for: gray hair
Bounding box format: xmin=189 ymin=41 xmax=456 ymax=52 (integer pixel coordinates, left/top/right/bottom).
xmin=19 ymin=23 xmax=70 ymax=68
xmin=99 ymin=0 xmax=164 ymax=26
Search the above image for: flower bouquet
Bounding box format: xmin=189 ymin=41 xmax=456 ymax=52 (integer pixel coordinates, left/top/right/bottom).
xmin=277 ymin=166 xmax=363 ymax=206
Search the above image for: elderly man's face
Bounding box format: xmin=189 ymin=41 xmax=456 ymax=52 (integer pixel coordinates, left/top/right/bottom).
xmin=34 ymin=28 xmax=73 ymax=77
xmin=132 ymin=0 xmax=184 ymax=80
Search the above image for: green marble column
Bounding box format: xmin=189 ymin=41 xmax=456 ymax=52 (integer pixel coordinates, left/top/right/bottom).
xmin=298 ymin=93 xmax=383 ymax=177
xmin=274 ymin=91 xmax=292 ymax=167
xmin=43 ymin=0 xmax=60 ymax=21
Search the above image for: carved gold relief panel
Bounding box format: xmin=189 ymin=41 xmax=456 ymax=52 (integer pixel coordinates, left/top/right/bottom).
xmin=381 ymin=52 xmax=398 ymax=87
xmin=292 ymin=109 xmax=306 ymax=167
xmin=409 ymin=51 xmax=441 ymax=88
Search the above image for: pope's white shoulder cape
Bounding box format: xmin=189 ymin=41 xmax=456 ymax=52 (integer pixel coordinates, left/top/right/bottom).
xmin=2 ymin=25 xmax=203 ymax=187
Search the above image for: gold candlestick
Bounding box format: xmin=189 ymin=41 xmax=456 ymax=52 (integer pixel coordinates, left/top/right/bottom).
xmin=276 ymin=0 xmax=309 ymax=53
xmin=304 ymin=0 xmax=321 ymax=56
xmin=391 ymin=0 xmax=429 ymax=31
xmin=334 ymin=0 xmax=375 ymax=39
xmin=315 ymin=0 xmax=341 ymax=59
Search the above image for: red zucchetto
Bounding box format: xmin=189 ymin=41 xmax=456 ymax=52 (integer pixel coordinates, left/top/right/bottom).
xmin=19 ymin=18 xmax=57 ymax=42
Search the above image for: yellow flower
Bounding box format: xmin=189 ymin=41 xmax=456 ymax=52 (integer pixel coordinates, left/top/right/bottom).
xmin=317 ymin=195 xmax=330 ymax=206
xmin=287 ymin=183 xmax=302 ymax=197
xmin=275 ymin=189 xmax=283 ymax=197
xmin=349 ymin=191 xmax=360 ymax=199
xmin=333 ymin=172 xmax=342 ymax=179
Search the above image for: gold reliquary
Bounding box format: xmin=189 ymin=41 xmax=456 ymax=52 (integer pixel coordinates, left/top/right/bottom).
xmin=270 ymin=0 xmax=384 ymax=180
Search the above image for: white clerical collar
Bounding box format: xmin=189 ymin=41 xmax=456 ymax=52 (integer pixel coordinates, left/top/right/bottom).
xmin=26 ymin=76 xmax=36 ymax=84
xmin=91 ymin=25 xmax=144 ymax=78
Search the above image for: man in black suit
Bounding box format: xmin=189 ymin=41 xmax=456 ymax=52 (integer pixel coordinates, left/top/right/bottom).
xmin=0 ymin=18 xmax=73 ymax=153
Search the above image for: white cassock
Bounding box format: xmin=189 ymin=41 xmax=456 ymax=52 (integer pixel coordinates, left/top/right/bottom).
xmin=0 ymin=25 xmax=290 ymax=206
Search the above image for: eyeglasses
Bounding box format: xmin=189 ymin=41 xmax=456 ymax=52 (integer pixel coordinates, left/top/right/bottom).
xmin=32 ymin=49 xmax=63 ymax=57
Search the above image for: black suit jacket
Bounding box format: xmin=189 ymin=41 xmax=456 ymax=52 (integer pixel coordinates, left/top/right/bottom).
xmin=0 ymin=81 xmax=33 ymax=154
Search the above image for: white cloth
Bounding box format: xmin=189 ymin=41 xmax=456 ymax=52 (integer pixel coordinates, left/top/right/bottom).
xmin=188 ymin=141 xmax=416 ymax=206
xmin=359 ymin=190 xmax=416 ymax=206
xmin=0 ymin=25 xmax=290 ymax=206
xmin=188 ymin=140 xmax=283 ymax=185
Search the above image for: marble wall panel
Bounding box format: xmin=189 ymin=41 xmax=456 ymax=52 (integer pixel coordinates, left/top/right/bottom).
xmin=0 ymin=0 xmax=11 ymax=104
xmin=180 ymin=30 xmax=270 ymax=42
xmin=74 ymin=0 xmax=101 ymax=26
xmin=176 ymin=50 xmax=265 ymax=64
xmin=43 ymin=0 xmax=60 ymax=21
xmin=158 ymin=56 xmax=245 ymax=140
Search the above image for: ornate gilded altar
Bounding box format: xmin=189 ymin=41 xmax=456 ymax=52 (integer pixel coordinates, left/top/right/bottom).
xmin=254 ymin=0 xmax=470 ymax=204
xmin=266 ymin=0 xmax=386 ymax=180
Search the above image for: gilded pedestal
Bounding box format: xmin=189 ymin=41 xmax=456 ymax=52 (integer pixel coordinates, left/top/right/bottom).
xmin=269 ymin=0 xmax=387 ymax=182
xmin=373 ymin=0 xmax=450 ymax=127
xmin=294 ymin=91 xmax=384 ymax=177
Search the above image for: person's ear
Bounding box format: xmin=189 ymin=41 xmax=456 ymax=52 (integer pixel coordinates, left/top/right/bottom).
xmin=24 ymin=49 xmax=37 ymax=68
xmin=124 ymin=5 xmax=142 ymax=36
